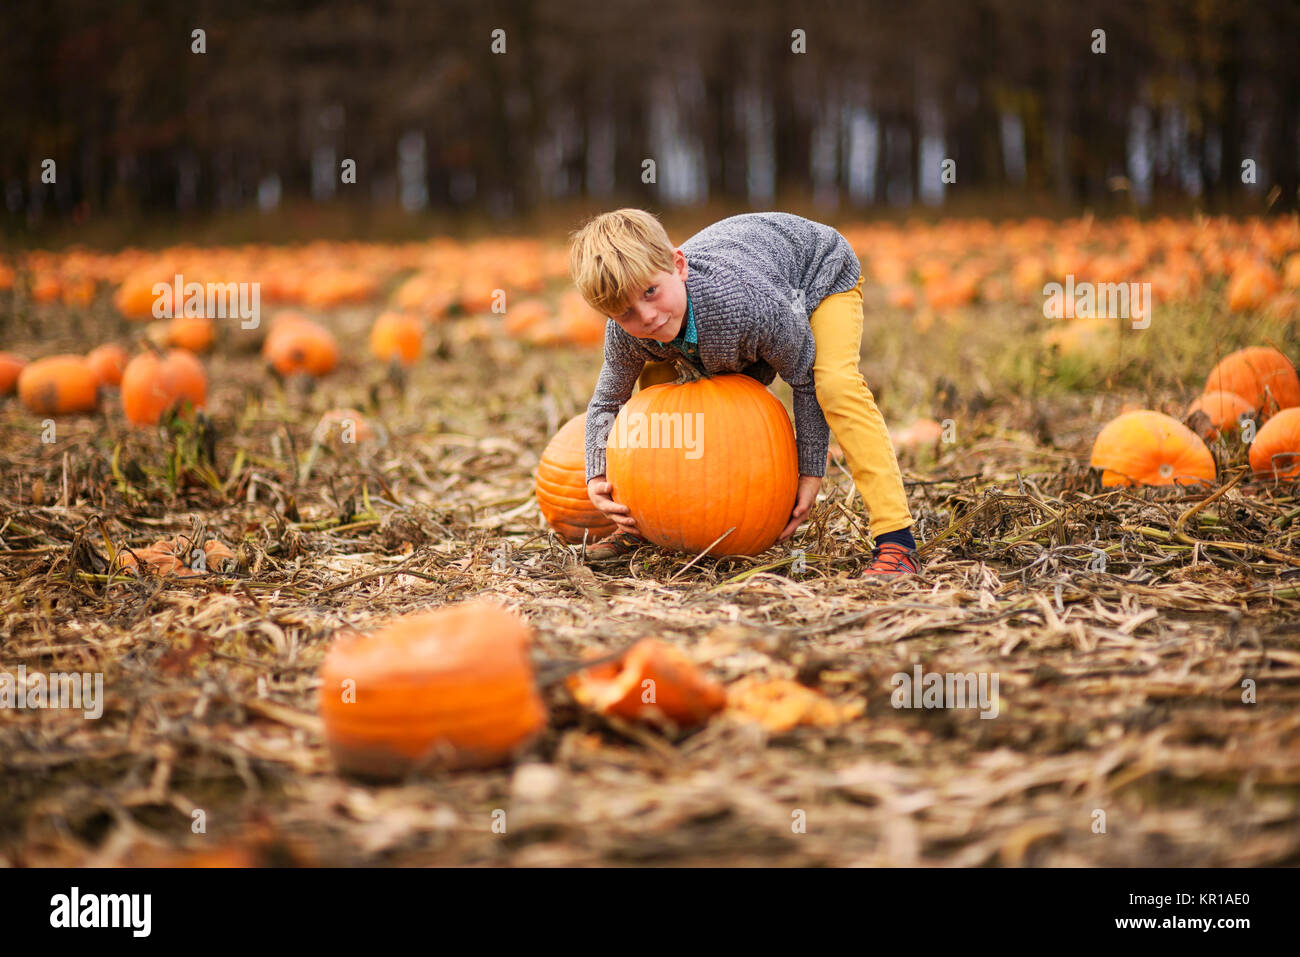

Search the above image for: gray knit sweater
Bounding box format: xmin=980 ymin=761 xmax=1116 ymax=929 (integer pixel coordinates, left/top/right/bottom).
xmin=584 ymin=211 xmax=862 ymax=481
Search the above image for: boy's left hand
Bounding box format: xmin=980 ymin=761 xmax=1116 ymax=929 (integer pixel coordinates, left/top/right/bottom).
xmin=778 ymin=475 xmax=822 ymax=542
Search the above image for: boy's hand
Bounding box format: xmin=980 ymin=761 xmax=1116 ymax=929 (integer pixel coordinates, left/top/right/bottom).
xmin=587 ymin=476 xmax=640 ymax=536
xmin=778 ymin=475 xmax=822 ymax=542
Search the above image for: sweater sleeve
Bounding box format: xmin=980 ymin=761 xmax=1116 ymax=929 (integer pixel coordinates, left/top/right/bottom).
xmin=585 ymin=322 xmax=655 ymax=480
xmin=748 ymin=293 xmax=830 ymax=477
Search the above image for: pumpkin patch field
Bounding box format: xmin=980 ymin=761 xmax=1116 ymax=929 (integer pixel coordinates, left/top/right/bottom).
xmin=3 ymin=215 xmax=1300 ymax=867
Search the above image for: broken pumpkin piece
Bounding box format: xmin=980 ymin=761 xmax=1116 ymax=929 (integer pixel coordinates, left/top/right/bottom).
xmin=567 ymin=638 xmax=726 ymax=727
xmin=725 ymin=677 xmax=865 ymax=733
xmin=113 ymin=535 xmax=236 ymax=576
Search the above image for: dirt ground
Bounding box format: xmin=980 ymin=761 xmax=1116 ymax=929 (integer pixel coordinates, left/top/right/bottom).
xmin=2 ymin=291 xmax=1299 ymax=867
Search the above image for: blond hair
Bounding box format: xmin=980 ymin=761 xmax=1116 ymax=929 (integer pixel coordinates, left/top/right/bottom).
xmin=569 ymin=208 xmax=676 ymax=316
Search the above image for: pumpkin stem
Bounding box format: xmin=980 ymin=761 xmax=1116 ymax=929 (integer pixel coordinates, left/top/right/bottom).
xmin=672 ymin=359 xmax=706 ymax=384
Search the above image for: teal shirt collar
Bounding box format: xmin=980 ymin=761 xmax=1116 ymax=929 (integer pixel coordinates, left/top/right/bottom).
xmin=670 ymin=292 xmax=697 ymax=347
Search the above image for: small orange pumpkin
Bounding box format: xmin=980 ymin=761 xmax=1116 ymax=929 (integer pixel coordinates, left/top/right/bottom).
xmin=85 ymin=344 xmax=127 ymax=388
xmin=0 ymin=352 xmax=26 ymax=395
xmin=606 ymin=372 xmax=798 ymax=555
xmin=1226 ymin=261 xmax=1280 ymax=312
xmin=114 ymin=271 xmax=164 ymax=320
xmin=557 ymin=291 xmax=607 ymax=347
xmin=16 ymin=355 xmax=100 ymax=414
xmin=886 ymin=284 xmax=918 ymax=309
xmin=121 ymin=349 xmax=208 ymax=426
xmin=319 ymin=602 xmax=546 ymax=778
xmin=1249 ymin=407 xmax=1300 ymax=480
xmin=1186 ymin=390 xmax=1256 ymax=442
xmin=263 ymin=316 xmax=339 ymax=376
xmin=30 ymin=272 xmax=62 ymax=303
xmin=567 ymin=639 xmax=726 ymax=727
xmin=890 ymin=417 xmax=945 ymax=451
xmin=456 ymin=272 xmax=498 ymax=314
xmin=313 ymin=408 xmax=377 ymax=446
xmin=1090 ymin=410 xmax=1216 ymax=487
xmin=535 ymin=414 xmax=617 ymax=544
xmin=162 ymin=316 xmax=216 ymax=353
xmin=1204 ymin=347 xmax=1300 ymax=420
xmin=368 ymin=311 xmax=424 ymax=365
xmin=504 ymin=298 xmax=551 ymax=338
xmin=391 ymin=273 xmax=453 ymax=317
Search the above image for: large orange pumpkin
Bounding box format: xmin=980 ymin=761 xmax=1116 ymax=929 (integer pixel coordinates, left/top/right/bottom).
xmin=17 ymin=355 xmax=100 ymax=414
xmin=1249 ymin=407 xmax=1300 ymax=480
xmin=121 ymin=349 xmax=208 ymax=426
xmin=0 ymin=352 xmax=26 ymax=395
xmin=318 ymin=601 xmax=546 ymax=778
xmin=368 ymin=311 xmax=424 ymax=365
xmin=1089 ymin=410 xmax=1216 ymax=487
xmin=1186 ymin=390 xmax=1255 ymax=442
xmin=535 ymin=413 xmax=617 ymax=544
xmin=262 ymin=316 xmax=339 ymax=376
xmin=1204 ymin=347 xmax=1300 ymax=420
xmin=605 ymin=372 xmax=798 ymax=555
xmin=567 ymin=639 xmax=726 ymax=727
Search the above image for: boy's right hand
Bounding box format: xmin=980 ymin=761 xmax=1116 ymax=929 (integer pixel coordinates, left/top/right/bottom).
xmin=587 ymin=476 xmax=640 ymax=536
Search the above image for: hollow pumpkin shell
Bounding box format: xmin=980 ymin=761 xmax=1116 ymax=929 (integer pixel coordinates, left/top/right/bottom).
xmin=1249 ymin=407 xmax=1300 ymax=480
xmin=605 ymin=373 xmax=798 ymax=555
xmin=535 ymin=413 xmax=616 ymax=544
xmin=17 ymin=355 xmax=100 ymax=414
xmin=318 ymin=602 xmax=546 ymax=778
xmin=115 ymin=537 xmax=235 ymax=576
xmin=567 ymin=639 xmax=726 ymax=727
xmin=1204 ymin=347 xmax=1300 ymax=421
xmin=725 ymin=677 xmax=865 ymax=733
xmin=1089 ymin=410 xmax=1216 ymax=487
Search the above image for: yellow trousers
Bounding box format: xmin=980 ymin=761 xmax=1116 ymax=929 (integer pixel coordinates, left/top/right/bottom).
xmin=637 ymin=276 xmax=913 ymax=536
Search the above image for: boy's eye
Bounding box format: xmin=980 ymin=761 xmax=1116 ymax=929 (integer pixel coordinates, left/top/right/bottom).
xmin=645 ymin=286 xmax=657 ymax=296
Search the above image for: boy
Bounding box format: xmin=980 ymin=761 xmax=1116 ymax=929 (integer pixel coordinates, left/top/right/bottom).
xmin=570 ymin=209 xmax=919 ymax=575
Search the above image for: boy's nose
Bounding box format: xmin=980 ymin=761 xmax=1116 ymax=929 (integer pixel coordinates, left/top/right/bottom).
xmin=637 ymin=304 xmax=657 ymax=325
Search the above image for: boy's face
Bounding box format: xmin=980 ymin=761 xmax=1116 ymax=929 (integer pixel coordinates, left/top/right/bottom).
xmin=609 ymin=248 xmax=689 ymax=342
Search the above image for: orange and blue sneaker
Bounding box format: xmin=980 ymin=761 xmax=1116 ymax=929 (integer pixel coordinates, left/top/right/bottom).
xmin=862 ymin=542 xmax=921 ymax=577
